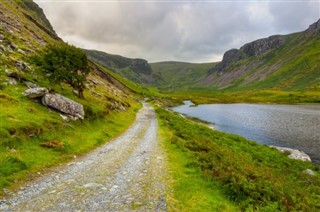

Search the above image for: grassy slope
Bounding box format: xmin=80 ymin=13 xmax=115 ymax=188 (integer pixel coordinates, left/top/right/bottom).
xmin=150 ymin=62 xmax=216 ymax=92
xmin=85 ymin=49 xmax=162 ymax=85
xmin=0 ymin=0 xmax=143 ymax=195
xmin=151 ymin=29 xmax=320 ymax=103
xmin=93 ymin=62 xmax=164 ymax=98
xmin=156 ymin=107 xmax=320 ymax=211
xmin=158 ymin=119 xmax=238 ymax=211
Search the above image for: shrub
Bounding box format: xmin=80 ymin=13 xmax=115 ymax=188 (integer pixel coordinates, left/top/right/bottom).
xmin=31 ymin=43 xmax=89 ymax=98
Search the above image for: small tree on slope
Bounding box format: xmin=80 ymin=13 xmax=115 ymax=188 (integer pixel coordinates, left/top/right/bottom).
xmin=32 ymin=43 xmax=89 ymax=98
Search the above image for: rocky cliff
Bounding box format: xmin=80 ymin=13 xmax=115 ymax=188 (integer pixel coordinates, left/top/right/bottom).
xmin=209 ymin=35 xmax=285 ymax=74
xmin=202 ymin=19 xmax=320 ymax=91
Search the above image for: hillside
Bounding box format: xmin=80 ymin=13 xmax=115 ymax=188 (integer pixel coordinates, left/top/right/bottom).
xmin=203 ymin=19 xmax=320 ymax=92
xmin=150 ymin=61 xmax=216 ymax=92
xmin=0 ymin=0 xmax=141 ymax=194
xmin=85 ymin=49 xmax=163 ymax=85
xmin=88 ymin=19 xmax=320 ymax=102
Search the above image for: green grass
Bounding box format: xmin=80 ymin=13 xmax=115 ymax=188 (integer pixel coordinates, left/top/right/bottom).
xmin=0 ymin=86 xmax=141 ymax=194
xmin=159 ymin=124 xmax=238 ymax=211
xmin=170 ymin=89 xmax=320 ymax=104
xmin=156 ymin=107 xmax=320 ymax=211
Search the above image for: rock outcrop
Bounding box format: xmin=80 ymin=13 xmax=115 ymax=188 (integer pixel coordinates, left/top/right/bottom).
xmin=270 ymin=145 xmax=311 ymax=162
xmin=42 ymin=93 xmax=85 ymax=119
xmin=305 ymin=19 xmax=320 ymax=36
xmin=131 ymin=59 xmax=152 ymax=75
xmin=209 ymin=35 xmax=285 ymax=74
xmin=240 ymin=35 xmax=285 ymax=57
xmin=23 ymin=87 xmax=48 ymax=98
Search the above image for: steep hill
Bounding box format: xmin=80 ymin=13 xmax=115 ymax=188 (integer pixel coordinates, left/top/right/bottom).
xmin=85 ymin=49 xmax=163 ymax=85
xmin=0 ymin=0 xmax=141 ymax=194
xmin=203 ymin=19 xmax=320 ymax=91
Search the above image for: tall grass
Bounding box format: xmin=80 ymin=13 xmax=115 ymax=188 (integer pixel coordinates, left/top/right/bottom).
xmin=156 ymin=108 xmax=320 ymax=210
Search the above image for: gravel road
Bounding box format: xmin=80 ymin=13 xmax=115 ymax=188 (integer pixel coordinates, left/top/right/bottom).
xmin=1 ymin=103 xmax=168 ymax=211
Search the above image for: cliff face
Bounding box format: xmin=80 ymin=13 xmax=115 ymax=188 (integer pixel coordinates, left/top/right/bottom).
xmin=21 ymin=1 xmax=56 ymax=36
xmin=305 ymin=19 xmax=320 ymax=36
xmin=203 ymin=19 xmax=320 ymax=91
xmin=210 ymin=35 xmax=285 ymax=74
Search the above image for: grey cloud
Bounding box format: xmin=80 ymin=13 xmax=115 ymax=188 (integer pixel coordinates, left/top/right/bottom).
xmin=36 ymin=1 xmax=319 ymax=62
xmin=269 ymin=1 xmax=320 ymax=33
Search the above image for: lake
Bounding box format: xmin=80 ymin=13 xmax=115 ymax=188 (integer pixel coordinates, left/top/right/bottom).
xmin=172 ymin=101 xmax=320 ymax=164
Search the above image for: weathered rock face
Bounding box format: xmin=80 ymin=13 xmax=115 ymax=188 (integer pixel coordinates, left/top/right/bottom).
xmin=211 ymin=49 xmax=245 ymax=74
xmin=23 ymin=87 xmax=48 ymax=98
xmin=42 ymin=93 xmax=85 ymax=119
xmin=209 ymin=35 xmax=285 ymax=74
xmin=240 ymin=35 xmax=285 ymax=57
xmin=305 ymin=19 xmax=320 ymax=36
xmin=131 ymin=59 xmax=152 ymax=75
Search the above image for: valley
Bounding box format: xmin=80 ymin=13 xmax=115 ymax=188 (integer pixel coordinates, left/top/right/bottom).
xmin=1 ymin=0 xmax=320 ymax=211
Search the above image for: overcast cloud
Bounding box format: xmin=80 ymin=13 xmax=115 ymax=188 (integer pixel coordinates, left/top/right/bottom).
xmin=35 ymin=0 xmax=319 ymax=63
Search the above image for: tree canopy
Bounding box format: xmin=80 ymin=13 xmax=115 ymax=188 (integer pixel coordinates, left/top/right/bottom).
xmin=32 ymin=43 xmax=89 ymax=98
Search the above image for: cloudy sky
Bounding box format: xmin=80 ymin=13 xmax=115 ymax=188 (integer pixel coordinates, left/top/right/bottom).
xmin=35 ymin=0 xmax=319 ymax=63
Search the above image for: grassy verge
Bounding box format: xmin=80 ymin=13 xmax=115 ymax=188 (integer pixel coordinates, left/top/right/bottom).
xmin=158 ymin=123 xmax=238 ymax=211
xmin=156 ymin=107 xmax=320 ymax=211
xmin=171 ymin=90 xmax=320 ymax=104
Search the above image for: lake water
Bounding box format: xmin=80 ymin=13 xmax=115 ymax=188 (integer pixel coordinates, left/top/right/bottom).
xmin=172 ymin=101 xmax=320 ymax=164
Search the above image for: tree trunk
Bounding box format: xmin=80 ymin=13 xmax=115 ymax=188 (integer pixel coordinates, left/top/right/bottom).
xmin=78 ymin=88 xmax=84 ymax=99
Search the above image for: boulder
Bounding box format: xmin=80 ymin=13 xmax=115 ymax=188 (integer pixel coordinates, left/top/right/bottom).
xmin=23 ymin=87 xmax=48 ymax=98
xmin=8 ymin=78 xmax=17 ymax=85
xmin=42 ymin=93 xmax=85 ymax=119
xmin=303 ymin=169 xmax=315 ymax=176
xmin=24 ymin=81 xmax=39 ymax=88
xmin=270 ymin=145 xmax=311 ymax=162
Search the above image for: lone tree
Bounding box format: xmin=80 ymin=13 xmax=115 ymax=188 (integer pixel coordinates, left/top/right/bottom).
xmin=32 ymin=43 xmax=89 ymax=98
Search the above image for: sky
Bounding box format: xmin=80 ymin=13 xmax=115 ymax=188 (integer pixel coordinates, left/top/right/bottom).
xmin=35 ymin=0 xmax=320 ymax=63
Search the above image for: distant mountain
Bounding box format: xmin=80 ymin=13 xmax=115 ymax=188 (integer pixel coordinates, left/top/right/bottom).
xmin=85 ymin=49 xmax=163 ymax=85
xmin=85 ymin=20 xmax=320 ymax=94
xmin=150 ymin=61 xmax=216 ymax=92
xmin=202 ymin=19 xmax=320 ymax=91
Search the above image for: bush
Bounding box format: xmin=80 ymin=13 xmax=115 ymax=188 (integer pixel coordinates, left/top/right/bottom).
xmin=31 ymin=43 xmax=89 ymax=98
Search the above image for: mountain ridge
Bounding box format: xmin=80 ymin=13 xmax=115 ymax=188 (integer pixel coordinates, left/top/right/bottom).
xmin=88 ymin=19 xmax=320 ymax=95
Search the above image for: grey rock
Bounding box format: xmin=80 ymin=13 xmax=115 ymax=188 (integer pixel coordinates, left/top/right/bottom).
xmin=17 ymin=49 xmax=26 ymax=55
xmin=306 ymin=19 xmax=320 ymax=36
xmin=241 ymin=35 xmax=285 ymax=57
xmin=24 ymin=81 xmax=39 ymax=88
xmin=131 ymin=59 xmax=152 ymax=75
xmin=5 ymin=69 xmax=14 ymax=77
xmin=0 ymin=45 xmax=6 ymax=51
xmin=23 ymin=87 xmax=48 ymax=98
xmin=42 ymin=93 xmax=85 ymax=119
xmin=303 ymin=169 xmax=315 ymax=176
xmin=82 ymin=183 xmax=102 ymax=188
xmin=209 ymin=35 xmax=285 ymax=74
xmin=16 ymin=61 xmax=27 ymax=70
xmin=8 ymin=78 xmax=17 ymax=85
xmin=60 ymin=114 xmax=69 ymax=121
xmin=270 ymin=145 xmax=312 ymax=162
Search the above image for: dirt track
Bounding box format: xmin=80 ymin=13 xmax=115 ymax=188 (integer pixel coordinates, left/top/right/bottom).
xmin=0 ymin=103 xmax=168 ymax=211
